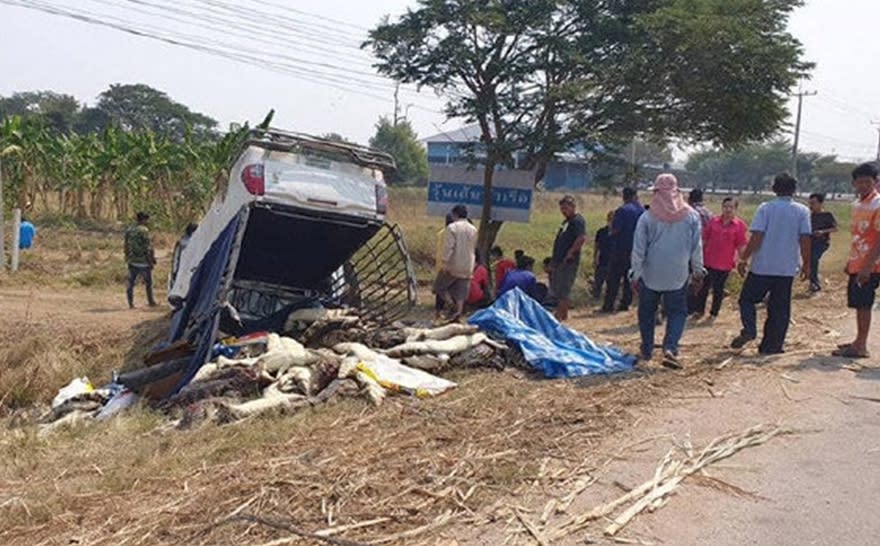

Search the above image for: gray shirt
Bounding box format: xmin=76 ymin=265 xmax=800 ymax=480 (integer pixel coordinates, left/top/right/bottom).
xmin=630 ymin=210 xmax=705 ymax=292
xmin=749 ymin=197 xmax=811 ymax=277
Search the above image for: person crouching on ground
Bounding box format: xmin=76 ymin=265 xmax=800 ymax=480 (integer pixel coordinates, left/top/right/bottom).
xmin=689 ymin=197 xmax=747 ymax=320
xmin=833 ymin=163 xmax=880 ymax=359
xmin=499 ymin=254 xmax=538 ymax=297
xmin=434 ymin=204 xmax=478 ymax=322
xmin=550 ymin=195 xmax=587 ymax=321
xmin=466 ymin=251 xmax=492 ymax=310
xmin=124 ymin=211 xmax=158 ymax=308
xmin=731 ymin=173 xmax=811 ymax=354
xmin=630 ymin=174 xmax=705 ymax=369
xmin=490 ymin=245 xmax=516 ymax=294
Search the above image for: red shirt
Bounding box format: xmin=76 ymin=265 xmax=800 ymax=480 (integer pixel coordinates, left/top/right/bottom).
xmin=468 ymin=264 xmax=490 ymax=305
xmin=702 ymin=216 xmax=747 ymax=272
xmin=494 ymin=259 xmax=515 ymax=290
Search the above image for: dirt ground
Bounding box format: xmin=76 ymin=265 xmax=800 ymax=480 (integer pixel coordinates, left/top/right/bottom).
xmin=1 ymin=271 xmax=878 ymax=545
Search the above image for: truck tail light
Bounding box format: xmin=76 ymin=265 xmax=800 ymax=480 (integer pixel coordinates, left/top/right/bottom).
xmin=241 ymin=164 xmax=265 ymax=195
xmin=375 ymin=185 xmax=388 ymax=215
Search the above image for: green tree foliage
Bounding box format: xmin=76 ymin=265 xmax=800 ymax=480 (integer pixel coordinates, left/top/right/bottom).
xmin=320 ymin=132 xmax=357 ymax=145
xmin=366 ymin=0 xmax=811 ymax=257
xmin=0 ymin=113 xmax=249 ymax=226
xmin=0 ymin=91 xmax=81 ymax=134
xmin=368 ymin=117 xmax=429 ymax=185
xmin=686 ymin=142 xmax=858 ymax=195
xmin=622 ymin=139 xmax=675 ymax=168
xmin=96 ymin=84 xmax=217 ymax=140
xmin=0 ymin=84 xmax=239 ymax=225
xmin=0 ymin=84 xmax=218 ymax=141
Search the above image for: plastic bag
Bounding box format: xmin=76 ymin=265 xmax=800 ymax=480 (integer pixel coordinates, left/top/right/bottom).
xmin=355 ymin=355 xmax=457 ymax=398
xmin=51 ymin=377 xmax=95 ymax=409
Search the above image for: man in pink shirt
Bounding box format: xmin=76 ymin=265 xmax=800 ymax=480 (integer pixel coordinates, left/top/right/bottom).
xmin=689 ymin=197 xmax=748 ymax=319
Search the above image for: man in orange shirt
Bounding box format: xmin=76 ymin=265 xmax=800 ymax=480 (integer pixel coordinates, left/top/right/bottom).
xmin=834 ymin=163 xmax=880 ymax=359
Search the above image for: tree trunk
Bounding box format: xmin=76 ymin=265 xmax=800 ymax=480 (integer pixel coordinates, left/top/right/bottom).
xmin=476 ymin=160 xmax=499 ymax=265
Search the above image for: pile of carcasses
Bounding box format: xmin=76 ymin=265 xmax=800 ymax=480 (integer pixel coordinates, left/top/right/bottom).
xmin=40 ymin=309 xmax=512 ymax=433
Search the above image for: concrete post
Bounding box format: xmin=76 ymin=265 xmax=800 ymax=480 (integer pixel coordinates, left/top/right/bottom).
xmin=11 ymin=207 xmax=20 ymax=272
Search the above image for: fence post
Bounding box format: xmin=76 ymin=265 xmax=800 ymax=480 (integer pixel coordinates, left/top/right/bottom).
xmin=11 ymin=207 xmax=20 ymax=272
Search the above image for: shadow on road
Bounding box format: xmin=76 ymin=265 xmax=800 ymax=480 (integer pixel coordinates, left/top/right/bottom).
xmin=787 ymin=355 xmax=880 ymax=382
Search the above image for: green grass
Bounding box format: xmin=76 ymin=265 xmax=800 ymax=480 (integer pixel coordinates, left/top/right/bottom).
xmin=388 ymin=187 xmax=854 ymax=295
xmin=9 ymin=187 xmax=854 ymax=297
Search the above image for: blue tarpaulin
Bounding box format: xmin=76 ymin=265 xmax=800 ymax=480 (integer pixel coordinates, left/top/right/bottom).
xmin=166 ymin=215 xmax=243 ymax=396
xmin=468 ymin=288 xmax=636 ymax=378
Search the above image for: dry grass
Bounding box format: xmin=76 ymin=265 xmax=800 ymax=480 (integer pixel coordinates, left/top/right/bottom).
xmin=0 ymin=187 xmax=861 ymax=545
xmin=0 ymin=292 xmax=169 ymax=411
xmin=0 ymin=363 xmax=728 ymax=546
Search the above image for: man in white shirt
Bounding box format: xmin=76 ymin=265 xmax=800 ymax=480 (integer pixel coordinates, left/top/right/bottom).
xmin=434 ymin=204 xmax=478 ymax=321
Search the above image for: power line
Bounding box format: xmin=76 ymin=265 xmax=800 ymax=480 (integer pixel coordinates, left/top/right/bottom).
xmin=246 ymin=0 xmax=371 ymax=32
xmin=0 ymin=0 xmax=427 ymax=108
xmin=2 ymin=0 xmax=450 ymax=116
xmin=799 ymin=129 xmax=875 ymax=150
xmin=104 ymin=0 xmax=374 ymax=66
xmin=85 ymin=0 xmax=437 ymax=101
xmin=817 ymin=92 xmax=877 ymax=120
xmin=192 ymin=0 xmax=366 ymax=49
xmin=791 ymin=88 xmax=816 ymax=178
xmin=94 ymin=0 xmax=391 ymax=81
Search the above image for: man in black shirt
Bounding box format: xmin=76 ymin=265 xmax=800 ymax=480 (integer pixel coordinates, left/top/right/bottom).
xmin=550 ymin=195 xmax=587 ymax=321
xmin=808 ymin=193 xmax=838 ymax=292
xmin=592 ymin=210 xmax=614 ymax=299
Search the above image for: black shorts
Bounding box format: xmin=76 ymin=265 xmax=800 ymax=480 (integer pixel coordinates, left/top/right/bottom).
xmin=847 ymin=273 xmax=880 ymax=309
xmin=550 ymin=261 xmax=579 ymax=300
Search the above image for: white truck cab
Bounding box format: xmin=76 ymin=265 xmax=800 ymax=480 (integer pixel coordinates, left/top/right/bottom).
xmin=169 ymin=129 xmax=413 ymax=326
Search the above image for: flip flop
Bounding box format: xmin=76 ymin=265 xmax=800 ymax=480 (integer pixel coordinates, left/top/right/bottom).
xmin=831 ymin=346 xmax=870 ymax=359
xmin=836 ymin=342 xmax=853 ymax=349
xmin=661 ymin=352 xmax=683 ymax=370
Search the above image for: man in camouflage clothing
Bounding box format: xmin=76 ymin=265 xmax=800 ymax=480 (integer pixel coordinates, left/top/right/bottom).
xmin=125 ymin=211 xmax=157 ymax=308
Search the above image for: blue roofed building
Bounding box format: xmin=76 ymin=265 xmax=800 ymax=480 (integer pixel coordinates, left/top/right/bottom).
xmin=423 ymin=124 xmax=594 ymax=192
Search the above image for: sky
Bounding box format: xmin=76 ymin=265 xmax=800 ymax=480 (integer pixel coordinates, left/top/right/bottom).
xmin=0 ymin=0 xmax=878 ymax=163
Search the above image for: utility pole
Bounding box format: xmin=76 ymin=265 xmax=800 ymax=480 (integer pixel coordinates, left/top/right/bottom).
xmin=393 ymin=82 xmax=400 ymax=126
xmin=871 ymin=121 xmax=880 ymax=161
xmin=791 ymin=89 xmax=817 ymax=179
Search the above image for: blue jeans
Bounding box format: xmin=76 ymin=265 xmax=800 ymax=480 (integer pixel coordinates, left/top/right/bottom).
xmin=638 ymin=281 xmax=688 ymax=358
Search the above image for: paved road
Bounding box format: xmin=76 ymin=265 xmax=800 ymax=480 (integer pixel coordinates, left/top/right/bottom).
xmin=575 ymin=312 xmax=880 ymax=546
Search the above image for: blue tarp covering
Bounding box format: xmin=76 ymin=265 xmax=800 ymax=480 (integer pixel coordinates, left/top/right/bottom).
xmin=468 ymin=288 xmax=636 ymax=378
xmin=166 ymin=215 xmax=242 ymax=396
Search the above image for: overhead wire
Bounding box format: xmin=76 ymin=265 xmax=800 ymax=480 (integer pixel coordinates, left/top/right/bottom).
xmin=244 ymin=0 xmax=371 ymax=32
xmin=91 ymin=0 xmax=398 ymax=83
xmin=190 ymin=0 xmax=367 ymax=51
xmin=0 ymin=0 xmax=403 ymax=105
xmin=107 ymin=0 xmax=378 ymax=67
xmin=1 ymin=0 xmax=448 ymax=114
xmin=104 ymin=0 xmax=447 ymax=102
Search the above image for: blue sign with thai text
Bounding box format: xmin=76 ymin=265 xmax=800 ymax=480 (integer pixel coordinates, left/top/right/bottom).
xmin=426 ymin=166 xmax=534 ymax=223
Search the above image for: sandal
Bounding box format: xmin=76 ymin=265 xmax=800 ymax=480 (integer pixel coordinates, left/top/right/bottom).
xmin=661 ymin=351 xmax=683 ymax=370
xmin=831 ymin=346 xmax=870 ymax=359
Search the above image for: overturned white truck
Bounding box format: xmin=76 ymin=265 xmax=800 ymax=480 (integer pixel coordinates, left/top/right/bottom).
xmin=127 ymin=129 xmax=417 ymax=397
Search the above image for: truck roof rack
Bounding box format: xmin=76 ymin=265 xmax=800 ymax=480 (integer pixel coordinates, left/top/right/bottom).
xmin=242 ymin=127 xmax=397 ymax=172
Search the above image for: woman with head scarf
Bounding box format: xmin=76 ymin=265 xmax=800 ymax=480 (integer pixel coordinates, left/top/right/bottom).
xmin=630 ymin=174 xmax=706 ymax=368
